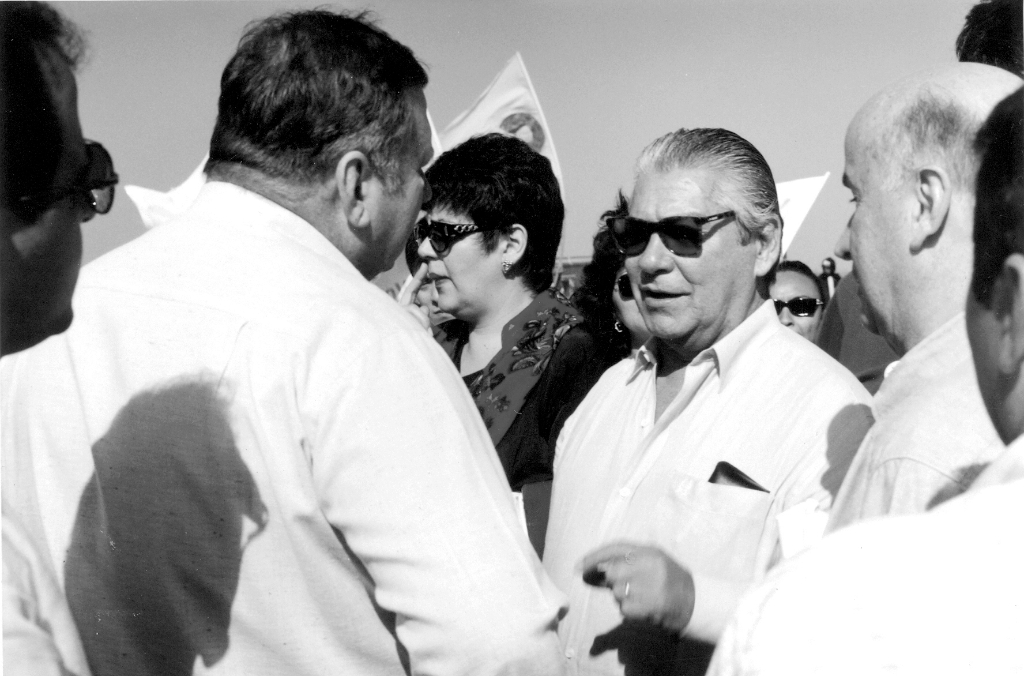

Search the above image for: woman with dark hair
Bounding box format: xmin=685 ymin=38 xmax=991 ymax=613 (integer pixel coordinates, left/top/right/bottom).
xmin=573 ymin=192 xmax=651 ymax=363
xmin=413 ymin=133 xmax=605 ymax=555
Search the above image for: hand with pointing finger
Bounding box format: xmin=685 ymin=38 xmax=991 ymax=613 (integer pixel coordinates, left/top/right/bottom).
xmin=580 ymin=541 xmax=696 ymax=636
xmin=396 ymin=262 xmax=431 ymax=331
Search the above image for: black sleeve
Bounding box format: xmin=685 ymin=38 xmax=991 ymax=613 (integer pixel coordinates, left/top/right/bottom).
xmin=495 ymin=325 xmax=612 ymax=490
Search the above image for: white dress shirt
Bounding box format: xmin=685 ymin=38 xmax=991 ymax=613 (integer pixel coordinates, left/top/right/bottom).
xmin=3 ymin=511 xmax=91 ymax=676
xmin=827 ymin=312 xmax=1004 ymax=532
xmin=1 ymin=182 xmax=566 ymax=676
xmin=544 ymin=301 xmax=872 ymax=675
xmin=708 ymin=434 xmax=1024 ymax=676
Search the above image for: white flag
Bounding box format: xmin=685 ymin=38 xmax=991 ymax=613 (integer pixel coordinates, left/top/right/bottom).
xmin=439 ymin=53 xmax=563 ymax=192
xmin=426 ymin=110 xmax=444 ymax=167
xmin=777 ymin=172 xmax=830 ymax=256
xmin=124 ymin=155 xmax=208 ymax=230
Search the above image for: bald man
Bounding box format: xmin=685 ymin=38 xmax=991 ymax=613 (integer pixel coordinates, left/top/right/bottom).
xmin=826 ymin=63 xmax=1022 ymax=532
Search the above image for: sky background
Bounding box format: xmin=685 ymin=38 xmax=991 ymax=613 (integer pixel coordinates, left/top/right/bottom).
xmin=61 ymin=0 xmax=975 ymax=282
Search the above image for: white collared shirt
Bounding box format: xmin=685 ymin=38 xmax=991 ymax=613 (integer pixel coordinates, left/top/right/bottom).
xmin=2 ymin=182 xmax=566 ymax=676
xmin=708 ymin=433 xmax=1024 ymax=676
xmin=827 ymin=312 xmax=1004 ymax=532
xmin=544 ymin=301 xmax=872 ymax=675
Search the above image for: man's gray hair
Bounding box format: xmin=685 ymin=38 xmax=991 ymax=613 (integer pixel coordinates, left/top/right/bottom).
xmin=891 ymin=87 xmax=978 ymax=189
xmin=634 ymin=127 xmax=781 ymax=242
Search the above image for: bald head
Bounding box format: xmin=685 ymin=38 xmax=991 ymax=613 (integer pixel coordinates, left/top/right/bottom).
xmin=836 ymin=63 xmax=1022 ymax=355
xmin=848 ymin=63 xmax=1022 ymax=189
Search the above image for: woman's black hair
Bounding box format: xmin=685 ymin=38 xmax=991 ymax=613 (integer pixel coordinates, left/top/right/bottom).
xmin=572 ymin=191 xmax=633 ymax=361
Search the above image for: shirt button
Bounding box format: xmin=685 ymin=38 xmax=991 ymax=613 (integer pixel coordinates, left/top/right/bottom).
xmin=619 ymin=486 xmax=632 ymax=497
xmin=565 ymin=648 xmax=575 ymax=659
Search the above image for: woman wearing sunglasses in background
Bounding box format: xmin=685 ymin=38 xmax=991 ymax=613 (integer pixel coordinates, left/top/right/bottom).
xmin=768 ymin=259 xmax=826 ymax=342
xmin=573 ymin=192 xmax=651 ymax=364
xmin=413 ymin=133 xmax=606 ymax=556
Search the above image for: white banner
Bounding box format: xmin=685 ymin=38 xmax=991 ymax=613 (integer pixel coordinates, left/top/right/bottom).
xmin=777 ymin=172 xmax=830 ymax=256
xmin=439 ymin=53 xmax=563 ymax=192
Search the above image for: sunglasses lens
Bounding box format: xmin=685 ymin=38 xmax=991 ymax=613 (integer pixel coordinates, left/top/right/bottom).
xmin=616 ymin=276 xmax=633 ymax=299
xmin=91 ymin=185 xmax=115 ymax=215
xmin=609 ymin=217 xmax=649 ymax=256
xmin=790 ymin=298 xmax=819 ymax=317
xmin=429 ymin=233 xmax=452 ymax=255
xmin=659 ymin=219 xmax=702 ymax=256
xmin=775 ymin=298 xmax=820 ymax=317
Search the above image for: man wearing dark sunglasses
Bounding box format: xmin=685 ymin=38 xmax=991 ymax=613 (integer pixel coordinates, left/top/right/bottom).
xmin=544 ymin=128 xmax=872 ymax=675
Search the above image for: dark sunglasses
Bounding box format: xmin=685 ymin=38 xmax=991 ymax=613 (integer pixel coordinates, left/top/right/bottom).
xmin=15 ymin=140 xmax=119 ymax=222
xmin=772 ymin=297 xmax=824 ymax=317
xmin=607 ymin=211 xmax=735 ymax=257
xmin=615 ymin=274 xmax=634 ymax=300
xmin=414 ymin=215 xmax=501 ymax=256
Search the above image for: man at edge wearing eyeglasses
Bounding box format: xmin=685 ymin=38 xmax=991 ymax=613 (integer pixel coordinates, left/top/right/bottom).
xmin=543 ymin=127 xmax=872 ymax=676
xmin=825 ymin=63 xmax=1021 ymax=534
xmin=1 ymin=3 xmax=116 ymax=674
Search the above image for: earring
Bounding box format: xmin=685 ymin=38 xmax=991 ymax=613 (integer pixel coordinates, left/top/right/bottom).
xmin=614 ymin=320 xmax=624 ymax=333
xmin=501 ymin=258 xmax=512 ymax=275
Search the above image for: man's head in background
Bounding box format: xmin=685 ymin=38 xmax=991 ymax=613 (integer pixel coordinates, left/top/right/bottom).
xmin=957 ymin=0 xmax=1023 ymax=76
xmin=0 ymin=2 xmax=117 ymax=357
xmin=834 ymin=63 xmax=1022 ymax=356
xmin=769 ymin=260 xmax=825 ymax=342
xmin=966 ymin=88 xmax=1024 ymax=445
xmin=205 ymin=10 xmax=433 ymax=279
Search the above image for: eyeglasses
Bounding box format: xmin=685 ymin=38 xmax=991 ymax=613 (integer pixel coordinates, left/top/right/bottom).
xmin=15 ymin=141 xmax=119 ymax=222
xmin=607 ymin=211 xmax=735 ymax=257
xmin=414 ymin=215 xmax=501 ymax=256
xmin=772 ymin=297 xmax=824 ymax=317
xmin=615 ymin=274 xmax=634 ymax=300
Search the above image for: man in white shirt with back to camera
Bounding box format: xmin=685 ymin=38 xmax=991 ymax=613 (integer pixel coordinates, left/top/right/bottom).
xmin=826 ymin=62 xmax=1022 ymax=532
xmin=1 ymin=9 xmax=566 ymax=676
xmin=543 ymin=127 xmax=872 ymax=676
xmin=708 ymin=85 xmax=1024 ymax=676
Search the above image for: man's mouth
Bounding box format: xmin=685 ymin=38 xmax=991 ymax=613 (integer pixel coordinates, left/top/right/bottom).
xmin=641 ymin=288 xmax=682 ymax=301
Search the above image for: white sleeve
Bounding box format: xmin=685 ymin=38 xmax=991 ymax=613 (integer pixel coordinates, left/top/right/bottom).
xmin=309 ymin=325 xmax=566 ymax=676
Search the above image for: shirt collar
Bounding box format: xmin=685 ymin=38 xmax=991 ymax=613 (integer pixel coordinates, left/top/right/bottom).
xmin=196 ymin=181 xmax=358 ymax=276
xmin=625 ymin=299 xmax=779 ymax=388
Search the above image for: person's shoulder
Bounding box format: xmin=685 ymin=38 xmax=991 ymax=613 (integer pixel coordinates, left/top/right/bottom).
xmin=553 ymin=322 xmax=604 ymax=356
xmin=762 ymin=323 xmax=873 ymax=405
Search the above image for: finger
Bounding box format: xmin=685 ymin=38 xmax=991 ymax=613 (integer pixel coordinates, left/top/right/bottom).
xmin=396 ymin=262 xmax=428 ymax=306
xmin=578 ymin=541 xmax=644 ymax=573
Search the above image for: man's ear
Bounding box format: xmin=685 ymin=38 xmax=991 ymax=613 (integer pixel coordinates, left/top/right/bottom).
xmin=994 ymin=253 xmax=1024 ymax=376
xmin=909 ymin=166 xmax=951 ymax=253
xmin=752 ymin=215 xmax=782 ymax=279
xmin=335 ymin=150 xmax=372 ymax=230
xmin=502 ymin=223 xmax=529 ymax=266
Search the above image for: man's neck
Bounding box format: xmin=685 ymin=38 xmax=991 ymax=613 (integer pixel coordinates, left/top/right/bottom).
xmin=650 ymin=292 xmax=763 ymax=419
xmin=208 ymin=163 xmax=333 ymax=240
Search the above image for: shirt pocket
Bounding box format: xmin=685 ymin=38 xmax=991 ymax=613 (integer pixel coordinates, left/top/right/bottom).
xmin=655 ymin=474 xmax=773 ymax=583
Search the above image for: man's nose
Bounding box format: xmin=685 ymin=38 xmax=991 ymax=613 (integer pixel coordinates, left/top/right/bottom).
xmin=416 ymin=234 xmax=436 ymax=261
xmin=636 ymin=232 xmax=674 ymax=275
xmin=779 ymin=307 xmax=794 ymax=326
